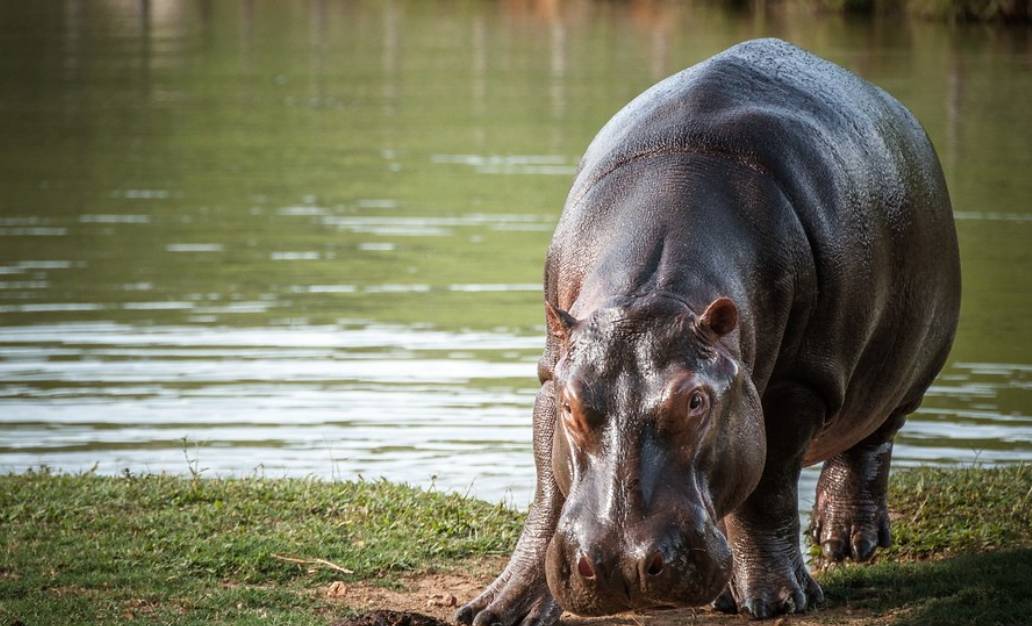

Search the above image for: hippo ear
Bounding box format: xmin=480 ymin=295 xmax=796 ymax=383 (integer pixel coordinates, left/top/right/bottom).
xmin=545 ymin=300 xmax=578 ymax=342
xmin=697 ymin=297 xmax=738 ymax=338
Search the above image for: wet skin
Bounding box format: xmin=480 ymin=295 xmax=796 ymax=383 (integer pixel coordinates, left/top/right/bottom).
xmin=456 ymin=38 xmax=960 ymax=624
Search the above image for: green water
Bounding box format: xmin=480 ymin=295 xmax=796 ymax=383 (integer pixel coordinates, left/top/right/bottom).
xmin=0 ymin=1 xmax=1029 ymax=504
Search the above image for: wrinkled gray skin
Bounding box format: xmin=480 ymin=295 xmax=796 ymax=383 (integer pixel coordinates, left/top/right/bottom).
xmin=456 ymin=38 xmax=960 ymax=624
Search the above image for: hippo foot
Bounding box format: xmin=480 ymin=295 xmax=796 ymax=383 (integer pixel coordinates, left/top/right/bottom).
xmin=715 ymin=555 xmax=823 ymax=619
xmin=455 ymin=568 xmax=561 ymax=626
xmin=809 ymin=495 xmax=891 ymax=562
xmin=810 ymin=443 xmax=894 ymax=562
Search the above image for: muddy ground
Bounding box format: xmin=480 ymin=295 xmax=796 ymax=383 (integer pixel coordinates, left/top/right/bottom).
xmin=323 ymin=558 xmax=883 ymax=626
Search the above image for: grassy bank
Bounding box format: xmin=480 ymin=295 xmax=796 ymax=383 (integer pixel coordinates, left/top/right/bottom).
xmin=0 ymin=473 xmax=521 ymax=625
xmin=1 ymin=465 xmax=1029 ymax=625
xmin=815 ymin=465 xmax=1032 ymax=625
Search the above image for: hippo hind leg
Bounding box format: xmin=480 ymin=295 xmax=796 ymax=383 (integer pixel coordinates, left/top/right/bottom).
xmin=809 ymin=411 xmax=907 ymax=562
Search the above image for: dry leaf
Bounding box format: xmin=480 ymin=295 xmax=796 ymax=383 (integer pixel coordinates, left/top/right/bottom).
xmin=326 ymin=581 xmax=349 ymax=598
xmin=426 ymin=592 xmax=457 ymax=608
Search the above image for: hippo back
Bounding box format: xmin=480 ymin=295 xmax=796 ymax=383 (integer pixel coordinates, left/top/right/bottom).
xmin=560 ymin=38 xmax=961 ymax=458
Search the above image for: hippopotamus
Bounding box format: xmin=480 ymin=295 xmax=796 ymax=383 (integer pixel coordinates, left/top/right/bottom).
xmin=456 ymin=38 xmax=961 ymax=623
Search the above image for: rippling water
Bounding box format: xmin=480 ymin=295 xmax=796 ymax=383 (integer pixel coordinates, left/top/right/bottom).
xmin=0 ymin=1 xmax=1030 ymax=508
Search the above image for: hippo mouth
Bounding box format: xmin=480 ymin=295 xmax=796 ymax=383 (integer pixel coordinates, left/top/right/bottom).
xmin=543 ymin=516 xmax=733 ymax=616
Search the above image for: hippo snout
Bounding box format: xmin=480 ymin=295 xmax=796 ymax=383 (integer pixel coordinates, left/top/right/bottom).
xmin=544 ymin=517 xmax=732 ymax=615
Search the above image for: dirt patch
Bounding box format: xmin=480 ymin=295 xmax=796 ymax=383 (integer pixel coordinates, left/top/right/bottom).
xmin=323 ymin=558 xmax=882 ymax=626
xmin=331 ymin=610 xmax=451 ymax=626
xmin=321 ymin=557 xmax=505 ymax=619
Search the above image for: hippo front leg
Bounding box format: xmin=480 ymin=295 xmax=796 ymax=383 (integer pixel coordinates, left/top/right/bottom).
xmin=456 ymin=367 xmax=564 ymax=626
xmin=715 ymin=385 xmax=825 ymax=619
xmin=809 ymin=411 xmax=905 ymax=562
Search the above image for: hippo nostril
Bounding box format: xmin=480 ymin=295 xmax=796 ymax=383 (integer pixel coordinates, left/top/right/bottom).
xmin=646 ymin=552 xmax=664 ymax=576
xmin=577 ymin=554 xmax=596 ymax=579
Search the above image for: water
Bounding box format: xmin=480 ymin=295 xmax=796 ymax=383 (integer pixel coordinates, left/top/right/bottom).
xmin=0 ymin=1 xmax=1030 ymax=510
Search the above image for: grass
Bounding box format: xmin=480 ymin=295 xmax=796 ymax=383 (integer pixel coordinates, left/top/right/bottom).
xmin=821 ymin=550 xmax=1032 ymax=625
xmin=807 ymin=464 xmax=1032 ymax=562
xmin=880 ymin=464 xmax=1032 ymax=559
xmin=815 ymin=464 xmax=1032 ymax=626
xmin=0 ymin=465 xmax=1029 ymax=625
xmin=0 ymin=470 xmax=521 ymax=625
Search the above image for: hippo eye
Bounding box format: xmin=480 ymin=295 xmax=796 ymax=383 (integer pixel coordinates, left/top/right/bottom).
xmin=689 ymin=392 xmax=702 ymax=410
xmin=688 ymin=390 xmax=707 ymax=414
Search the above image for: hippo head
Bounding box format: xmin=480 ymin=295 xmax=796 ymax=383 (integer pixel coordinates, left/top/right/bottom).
xmin=543 ymin=293 xmax=765 ymax=615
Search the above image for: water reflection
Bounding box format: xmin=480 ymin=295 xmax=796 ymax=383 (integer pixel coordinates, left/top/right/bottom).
xmin=0 ymin=1 xmax=1029 ymax=508
xmin=0 ymin=322 xmax=540 ymax=501
xmin=0 ymin=320 xmax=1028 ymax=506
